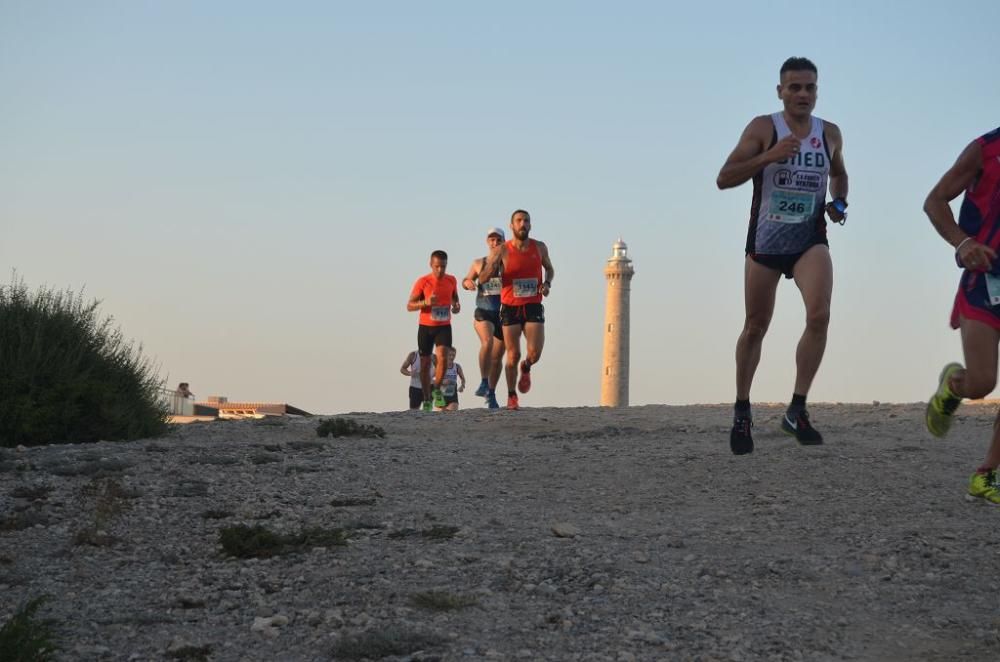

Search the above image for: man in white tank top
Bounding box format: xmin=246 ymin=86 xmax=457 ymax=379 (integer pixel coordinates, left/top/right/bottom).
xmin=716 ymin=57 xmax=849 ymax=455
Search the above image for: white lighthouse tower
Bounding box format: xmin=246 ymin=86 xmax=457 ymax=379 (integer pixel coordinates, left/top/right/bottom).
xmin=601 ymin=238 xmax=635 ymax=407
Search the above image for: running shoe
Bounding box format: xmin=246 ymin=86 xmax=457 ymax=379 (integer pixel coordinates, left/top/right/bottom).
xmin=486 ymin=392 xmax=500 ymax=409
xmin=730 ymin=416 xmax=754 ymax=455
xmin=968 ymin=470 xmax=1000 ymax=504
xmin=421 ymin=400 xmax=432 ymax=412
xmin=507 ymin=394 xmax=520 ymax=410
xmin=432 ymin=388 xmax=446 ymax=409
xmin=781 ymin=410 xmax=823 ymax=445
xmin=517 ymin=360 xmax=532 ymax=393
xmin=474 ymin=379 xmax=489 ymax=398
xmin=926 ymin=362 xmax=963 ymax=438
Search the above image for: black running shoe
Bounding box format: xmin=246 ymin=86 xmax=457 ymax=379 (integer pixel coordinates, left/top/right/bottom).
xmin=781 ymin=410 xmax=823 ymax=445
xmin=730 ymin=416 xmax=754 ymax=455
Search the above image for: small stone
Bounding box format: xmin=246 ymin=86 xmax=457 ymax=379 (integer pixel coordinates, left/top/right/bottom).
xmin=552 ymin=522 xmax=580 ymax=538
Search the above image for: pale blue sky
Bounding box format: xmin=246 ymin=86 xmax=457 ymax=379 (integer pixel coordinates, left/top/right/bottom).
xmin=3 ymin=1 xmax=999 ymax=414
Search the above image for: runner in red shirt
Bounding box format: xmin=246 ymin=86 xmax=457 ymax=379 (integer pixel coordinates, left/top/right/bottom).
xmin=481 ymin=210 xmax=555 ymax=410
xmin=924 ymin=127 xmax=1000 ymax=504
xmin=407 ymin=250 xmax=461 ymax=411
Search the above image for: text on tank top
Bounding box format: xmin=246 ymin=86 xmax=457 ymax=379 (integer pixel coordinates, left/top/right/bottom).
xmin=501 ymin=240 xmax=543 ymax=305
xmin=441 ymin=364 xmax=459 ymax=396
xmin=476 ymin=257 xmax=502 ymax=311
xmin=751 ymin=113 xmax=830 ymax=254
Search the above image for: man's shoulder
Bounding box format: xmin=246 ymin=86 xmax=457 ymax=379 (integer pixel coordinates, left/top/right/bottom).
xmin=748 ymin=114 xmax=776 ymax=131
xmin=820 ymin=118 xmax=842 ymax=135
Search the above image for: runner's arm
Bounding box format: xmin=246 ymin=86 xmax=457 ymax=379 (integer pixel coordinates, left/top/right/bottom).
xmin=539 ymin=242 xmax=554 ymax=296
xmin=400 ymin=352 xmax=416 ymax=376
xmin=457 ymin=363 xmax=466 ymax=391
xmin=824 ymin=122 xmax=849 ymax=222
xmin=826 ymin=123 xmax=848 ymax=199
xmin=479 ymin=244 xmax=505 ymax=281
xmin=406 ymin=287 xmax=428 ymax=312
xmin=461 ymin=260 xmax=481 ymax=291
xmin=925 ymin=140 xmax=997 ymax=266
xmin=716 ymin=116 xmax=794 ymax=190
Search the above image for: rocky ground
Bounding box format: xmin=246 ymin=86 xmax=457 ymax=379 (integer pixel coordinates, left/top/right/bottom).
xmin=1 ymin=403 xmax=999 ymax=661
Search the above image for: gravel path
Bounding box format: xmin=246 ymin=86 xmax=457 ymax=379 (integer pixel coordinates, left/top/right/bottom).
xmin=2 ymin=403 xmax=999 ymax=661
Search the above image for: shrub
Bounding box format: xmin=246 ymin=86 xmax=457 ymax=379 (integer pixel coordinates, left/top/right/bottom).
xmin=219 ymin=524 xmax=350 ymax=558
xmin=409 ymin=591 xmax=478 ymax=611
xmin=316 ymin=418 xmax=385 ymax=439
xmin=331 ymin=627 xmax=443 ymax=660
xmin=0 ymin=596 xmax=58 ymax=661
xmin=0 ymin=277 xmax=168 ymax=447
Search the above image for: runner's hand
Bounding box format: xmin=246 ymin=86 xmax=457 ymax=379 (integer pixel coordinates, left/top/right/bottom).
xmin=824 ymin=202 xmax=846 ymax=224
xmin=541 ymin=283 xmax=551 ymax=297
xmin=958 ymin=239 xmax=997 ymax=271
xmin=766 ymin=134 xmax=801 ymax=163
xmin=451 ymin=301 xmax=461 ymax=314
xmin=429 ymin=292 xmax=438 ymax=305
xmin=462 ymin=277 xmax=476 ymax=291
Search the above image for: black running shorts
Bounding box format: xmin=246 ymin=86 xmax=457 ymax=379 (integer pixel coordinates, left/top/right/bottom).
xmin=417 ymin=324 xmax=452 ymax=356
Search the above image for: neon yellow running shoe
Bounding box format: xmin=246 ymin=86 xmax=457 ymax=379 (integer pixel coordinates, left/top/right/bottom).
xmin=421 ymin=400 xmax=432 ymax=412
xmin=925 ymin=362 xmax=963 ymax=437
xmin=432 ymin=388 xmax=446 ymax=409
xmin=968 ymin=470 xmax=1000 ymax=505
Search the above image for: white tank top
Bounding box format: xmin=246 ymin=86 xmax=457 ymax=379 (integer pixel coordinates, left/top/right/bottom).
xmin=409 ymin=354 xmax=424 ymax=388
xmin=749 ymin=113 xmax=830 ymax=255
xmin=441 ymin=363 xmax=459 ymax=396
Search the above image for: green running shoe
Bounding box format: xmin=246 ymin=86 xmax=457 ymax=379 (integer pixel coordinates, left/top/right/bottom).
xmin=421 ymin=400 xmax=432 ymax=412
xmin=432 ymin=388 xmax=446 ymax=409
xmin=968 ymin=470 xmax=1000 ymax=504
xmin=926 ymin=362 xmax=963 ymax=437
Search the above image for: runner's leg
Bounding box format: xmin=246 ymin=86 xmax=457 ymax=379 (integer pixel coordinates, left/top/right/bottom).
xmin=503 ymin=324 xmax=524 ymax=394
xmin=736 ymin=256 xmax=781 ymax=400
xmin=790 ymin=244 xmax=833 ymax=396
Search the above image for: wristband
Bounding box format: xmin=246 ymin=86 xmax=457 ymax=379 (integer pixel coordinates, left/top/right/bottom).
xmin=955 ymin=236 xmax=973 ymax=253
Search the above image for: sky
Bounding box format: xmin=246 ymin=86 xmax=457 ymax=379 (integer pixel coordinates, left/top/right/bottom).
xmin=3 ymin=1 xmax=1000 ymax=415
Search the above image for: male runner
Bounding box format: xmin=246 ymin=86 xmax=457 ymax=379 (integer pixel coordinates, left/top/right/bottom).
xmin=716 ymin=57 xmax=848 ymax=454
xmin=481 ymin=209 xmax=554 ymax=410
xmin=407 ymin=250 xmax=460 ymax=411
xmin=924 ymin=127 xmax=1000 ymax=503
xmin=462 ymin=226 xmax=506 ymax=409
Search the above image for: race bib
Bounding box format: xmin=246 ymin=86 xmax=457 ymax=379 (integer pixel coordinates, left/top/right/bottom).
xmin=431 ymin=306 xmax=450 ymax=322
xmin=985 ymin=273 xmax=1000 ymax=306
xmin=481 ymin=277 xmax=502 ymax=296
xmin=513 ymin=278 xmax=538 ymax=298
xmin=766 ymin=190 xmax=815 ymax=224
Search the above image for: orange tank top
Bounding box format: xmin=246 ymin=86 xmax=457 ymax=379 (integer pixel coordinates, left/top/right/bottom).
xmin=501 ymin=239 xmax=543 ymax=305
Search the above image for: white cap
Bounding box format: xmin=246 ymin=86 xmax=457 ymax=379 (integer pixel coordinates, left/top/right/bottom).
xmin=486 ymin=226 xmax=505 ymax=240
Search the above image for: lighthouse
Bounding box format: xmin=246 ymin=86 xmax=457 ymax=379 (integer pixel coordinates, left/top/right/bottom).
xmin=601 ymin=238 xmax=635 ymax=407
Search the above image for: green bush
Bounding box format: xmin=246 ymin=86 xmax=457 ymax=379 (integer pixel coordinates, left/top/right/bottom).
xmin=0 ymin=596 xmax=58 ymax=661
xmin=0 ymin=277 xmax=168 ymax=447
xmin=316 ymin=417 xmax=385 ymax=439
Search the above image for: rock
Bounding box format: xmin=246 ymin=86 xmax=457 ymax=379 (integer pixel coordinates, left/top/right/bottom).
xmin=551 ymin=522 xmax=580 ymax=538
